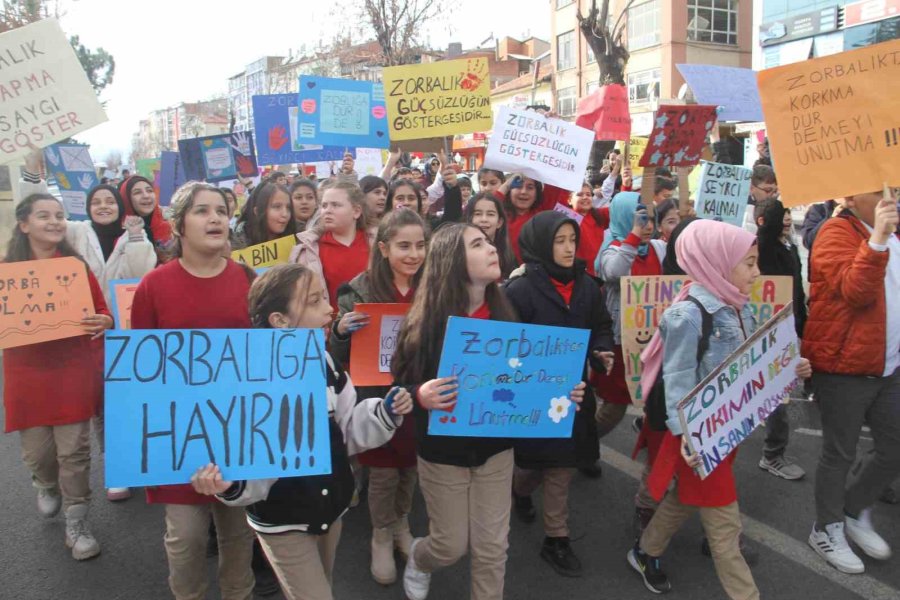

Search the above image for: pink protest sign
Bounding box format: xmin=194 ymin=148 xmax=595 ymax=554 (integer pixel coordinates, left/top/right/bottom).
xmin=576 ymin=85 xmax=632 ymax=141
xmin=638 ymin=105 xmax=717 ymax=167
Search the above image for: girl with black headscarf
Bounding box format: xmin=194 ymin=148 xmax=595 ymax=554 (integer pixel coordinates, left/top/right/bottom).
xmin=502 ymin=211 xmax=615 ymax=578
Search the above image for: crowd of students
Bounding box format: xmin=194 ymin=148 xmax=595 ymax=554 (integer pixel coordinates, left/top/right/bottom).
xmin=2 ymin=122 xmax=898 ymax=600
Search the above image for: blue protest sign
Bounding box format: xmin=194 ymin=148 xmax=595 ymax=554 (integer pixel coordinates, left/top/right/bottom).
xmin=252 ymin=94 xmax=351 ymax=166
xmin=297 ymin=76 xmax=390 ymax=149
xmin=695 ymin=160 xmax=752 ymax=227
xmin=178 ymin=132 xmax=259 ymax=183
xmin=676 ymin=64 xmax=764 ymax=122
xmin=158 ymin=151 xmax=186 ymax=207
xmin=43 ymin=143 xmax=99 ymax=220
xmin=103 ymin=328 xmax=332 ymax=487
xmin=430 ymin=317 xmax=589 ymax=438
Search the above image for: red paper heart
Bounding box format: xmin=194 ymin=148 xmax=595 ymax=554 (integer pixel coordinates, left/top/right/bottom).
xmin=439 ymin=416 xmax=449 ymax=423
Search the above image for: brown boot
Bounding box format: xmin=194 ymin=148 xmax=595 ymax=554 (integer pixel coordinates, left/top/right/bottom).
xmin=371 ymin=526 xmax=397 ymax=585
xmin=393 ymin=515 xmax=414 ymax=559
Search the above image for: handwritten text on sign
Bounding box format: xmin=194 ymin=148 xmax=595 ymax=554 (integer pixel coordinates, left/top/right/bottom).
xmin=0 ymin=18 xmax=107 ymax=164
xmin=297 ymin=77 xmax=389 ymax=149
xmin=251 ymin=93 xmax=348 ymax=166
xmin=695 ymin=161 xmax=752 ymax=227
xmin=349 ymin=303 xmax=409 ymax=386
xmin=639 ymin=105 xmax=717 ymax=168
xmin=0 ymin=257 xmax=92 ymax=350
xmin=678 ymin=306 xmax=801 ymax=478
xmin=103 ymin=329 xmax=332 ymax=488
xmin=756 ymin=38 xmax=900 ymax=206
xmin=431 ymin=317 xmax=589 ymax=438
xmin=484 ymin=107 xmax=593 ymax=191
xmin=620 ymin=275 xmax=792 ymax=403
xmin=231 ymin=235 xmax=297 ymax=269
xmin=383 ymin=58 xmax=493 ymax=141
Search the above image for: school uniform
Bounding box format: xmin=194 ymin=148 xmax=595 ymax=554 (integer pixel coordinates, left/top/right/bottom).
xmin=291 ymin=229 xmax=370 ymax=313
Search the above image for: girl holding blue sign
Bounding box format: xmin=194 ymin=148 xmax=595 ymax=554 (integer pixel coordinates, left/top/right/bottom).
xmin=503 ymin=211 xmax=615 ymax=578
xmin=391 ymin=223 xmax=587 ymax=600
xmin=191 ymin=263 xmax=412 ymax=600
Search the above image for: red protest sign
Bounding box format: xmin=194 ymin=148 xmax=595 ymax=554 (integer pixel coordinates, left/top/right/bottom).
xmin=576 ymin=84 xmax=632 ymax=141
xmin=638 ymin=105 xmax=717 ymax=167
xmin=349 ymin=303 xmax=409 ymax=386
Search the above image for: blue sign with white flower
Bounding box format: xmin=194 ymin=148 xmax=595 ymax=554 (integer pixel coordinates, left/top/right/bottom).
xmin=430 ymin=317 xmax=590 ymax=438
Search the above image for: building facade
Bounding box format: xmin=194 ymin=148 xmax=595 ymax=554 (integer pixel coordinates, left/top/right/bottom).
xmin=550 ymin=0 xmax=753 ymax=133
xmin=132 ymin=99 xmax=229 ymax=161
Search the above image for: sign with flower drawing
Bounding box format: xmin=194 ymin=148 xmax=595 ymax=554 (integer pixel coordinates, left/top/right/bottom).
xmin=429 ymin=317 xmax=590 ymax=438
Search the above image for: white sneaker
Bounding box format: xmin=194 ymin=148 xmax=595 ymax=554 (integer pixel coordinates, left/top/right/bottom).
xmin=106 ymin=487 xmax=131 ymax=502
xmin=65 ymin=504 xmax=101 ymax=560
xmin=808 ymin=522 xmax=864 ymax=574
xmin=403 ymin=538 xmax=431 ymax=600
xmin=846 ymin=509 xmax=892 ymax=560
xmin=37 ymin=487 xmax=61 ymax=518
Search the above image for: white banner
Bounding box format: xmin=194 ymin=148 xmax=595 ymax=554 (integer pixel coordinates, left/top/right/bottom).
xmin=484 ymin=106 xmax=593 ymax=191
xmin=0 ymin=19 xmax=108 ymax=164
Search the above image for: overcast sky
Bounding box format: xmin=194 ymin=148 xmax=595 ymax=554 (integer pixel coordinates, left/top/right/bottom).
xmin=58 ymin=0 xmax=550 ymax=162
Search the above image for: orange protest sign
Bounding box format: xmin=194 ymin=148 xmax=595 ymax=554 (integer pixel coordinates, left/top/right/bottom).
xmin=349 ymin=303 xmax=409 ymax=386
xmin=0 ymin=257 xmax=92 ymax=349
xmin=757 ymin=38 xmax=900 ymax=207
xmin=110 ymin=278 xmax=140 ymax=329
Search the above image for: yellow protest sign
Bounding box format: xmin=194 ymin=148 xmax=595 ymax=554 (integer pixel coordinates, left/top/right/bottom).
xmin=231 ymin=235 xmax=296 ymax=269
xmin=757 ymin=38 xmax=900 ymax=207
xmin=383 ymin=58 xmax=493 ymax=141
xmin=620 ymin=275 xmax=792 ymax=403
xmin=618 ymin=137 xmax=648 ymax=176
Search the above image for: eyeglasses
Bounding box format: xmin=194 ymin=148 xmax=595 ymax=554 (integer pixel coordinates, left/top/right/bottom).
xmin=752 ymin=183 xmax=778 ymax=195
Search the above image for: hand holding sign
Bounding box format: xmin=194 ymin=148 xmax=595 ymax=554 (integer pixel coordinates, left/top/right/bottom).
xmin=872 ymin=193 xmax=900 ymax=244
xmin=418 ymin=376 xmax=459 ymax=411
xmin=337 ymin=310 xmax=370 ymax=336
xmin=384 ymin=387 xmax=413 ymax=416
xmin=80 ymin=313 xmax=113 ymax=340
xmin=191 ymin=464 xmax=233 ymax=496
xmin=593 ymin=350 xmax=615 ymax=375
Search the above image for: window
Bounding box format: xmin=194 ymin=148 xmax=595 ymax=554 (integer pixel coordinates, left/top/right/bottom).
xmin=586 ymin=81 xmax=600 ymax=96
xmin=557 ymin=31 xmax=574 ymax=70
xmin=627 ymin=1 xmax=661 ymax=50
xmin=687 ymin=0 xmax=738 ymax=45
xmin=557 ymin=86 xmax=577 ymax=117
xmin=627 ymin=69 xmax=661 ymax=103
xmin=556 ymin=0 xmax=575 ymax=7
xmin=587 ymin=44 xmax=595 ymax=63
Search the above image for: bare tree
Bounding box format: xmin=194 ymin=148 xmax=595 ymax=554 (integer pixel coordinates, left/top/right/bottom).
xmin=104 ymin=149 xmax=123 ymax=173
xmin=360 ymin=0 xmax=443 ymax=66
xmin=577 ymin=0 xmax=635 ymax=178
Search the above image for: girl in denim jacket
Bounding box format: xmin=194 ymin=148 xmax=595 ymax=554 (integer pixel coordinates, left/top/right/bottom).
xmin=626 ymin=220 xmax=811 ymax=599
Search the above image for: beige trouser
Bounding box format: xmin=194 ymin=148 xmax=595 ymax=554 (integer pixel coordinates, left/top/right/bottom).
xmin=20 ymin=421 xmax=92 ymax=509
xmin=634 ymin=461 xmax=661 ymax=511
xmin=640 ymin=492 xmax=759 ymax=600
xmin=164 ymin=503 xmax=255 ymax=600
xmin=513 ymin=467 xmax=574 ymax=537
xmin=596 ymin=402 xmax=628 ymax=438
xmin=368 ymin=466 xmax=418 ymax=529
xmin=257 ymin=520 xmax=343 ymax=600
xmin=414 ymin=449 xmax=514 ymax=600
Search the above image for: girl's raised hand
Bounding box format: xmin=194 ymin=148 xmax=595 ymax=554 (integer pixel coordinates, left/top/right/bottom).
xmin=795 ymin=357 xmax=812 ymax=380
xmin=81 ymin=314 xmax=113 ymax=340
xmin=191 ymin=464 xmax=233 ymax=496
xmin=632 ymin=207 xmax=650 ymax=237
xmin=569 ymin=381 xmax=587 ymax=411
xmin=124 ymin=215 xmax=145 ymax=237
xmin=24 ymin=144 xmax=44 ymax=175
xmin=336 ymin=311 xmax=370 ymax=336
xmin=341 ymin=152 xmax=355 ymax=174
xmin=386 ymin=387 xmax=413 ymax=416
xmin=417 ymin=376 xmax=458 ymax=411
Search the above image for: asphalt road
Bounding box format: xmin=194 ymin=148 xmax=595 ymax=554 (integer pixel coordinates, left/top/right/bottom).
xmin=2 ymin=374 xmax=899 ymax=600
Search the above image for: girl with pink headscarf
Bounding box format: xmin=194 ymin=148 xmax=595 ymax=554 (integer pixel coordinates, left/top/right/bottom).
xmin=626 ymin=220 xmax=811 ymax=599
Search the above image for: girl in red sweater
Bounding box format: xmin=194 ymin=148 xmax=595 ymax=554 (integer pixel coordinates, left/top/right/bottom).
xmin=3 ymin=193 xmax=113 ymax=561
xmin=330 ymin=209 xmax=427 ymax=585
xmin=494 ymin=175 xmax=571 ymax=263
xmin=130 ymin=182 xmax=255 ymax=600
xmin=569 ymin=180 xmax=611 ymax=278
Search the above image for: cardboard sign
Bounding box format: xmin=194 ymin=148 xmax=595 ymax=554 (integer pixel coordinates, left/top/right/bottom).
xmin=676 ymin=65 xmax=764 ymax=122
xmin=135 ymin=158 xmax=160 ymax=179
xmin=678 ymin=306 xmax=801 ymax=478
xmin=297 ymin=76 xmax=389 ymax=149
xmin=108 ymin=278 xmax=140 ymax=330
xmin=552 ymin=202 xmax=584 ymax=225
xmin=158 ymin=151 xmax=186 ymax=207
xmin=618 ymin=136 xmax=648 ymax=176
xmin=231 ymin=235 xmax=297 ymax=269
xmin=0 ymin=257 xmax=93 ymax=349
xmin=354 ymin=147 xmax=386 ymax=176
xmin=43 ymin=143 xmax=98 ymax=220
xmin=349 ymin=303 xmax=409 ymax=386
xmin=757 ymin=39 xmax=900 ymax=206
xmin=620 ymin=275 xmax=792 ymax=403
xmin=383 ymin=58 xmax=493 ymax=141
xmin=0 ymin=19 xmax=108 ymax=164
xmin=484 ymin=106 xmax=593 ymax=191
xmin=639 ymin=105 xmax=717 ymax=167
xmin=695 ymin=161 xmax=752 ymax=226
xmin=251 ymin=94 xmax=350 ymax=166
xmin=103 ymin=328 xmax=332 ymax=488
xmin=576 ymin=84 xmax=632 ymax=141
xmin=430 ymin=317 xmax=589 ymax=438
xmin=178 ymin=132 xmax=259 ymax=183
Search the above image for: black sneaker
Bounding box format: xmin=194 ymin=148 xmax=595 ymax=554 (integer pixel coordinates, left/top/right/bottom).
xmin=627 ymin=545 xmax=671 ymax=594
xmin=540 ymin=536 xmax=583 ymax=577
xmin=700 ymin=536 xmax=758 ymax=567
xmin=513 ymin=492 xmax=536 ymax=523
xmin=578 ymin=460 xmax=603 ymax=478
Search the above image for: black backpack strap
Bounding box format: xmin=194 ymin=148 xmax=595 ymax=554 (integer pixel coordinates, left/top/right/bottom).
xmin=685 ymin=296 xmax=714 ymax=363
